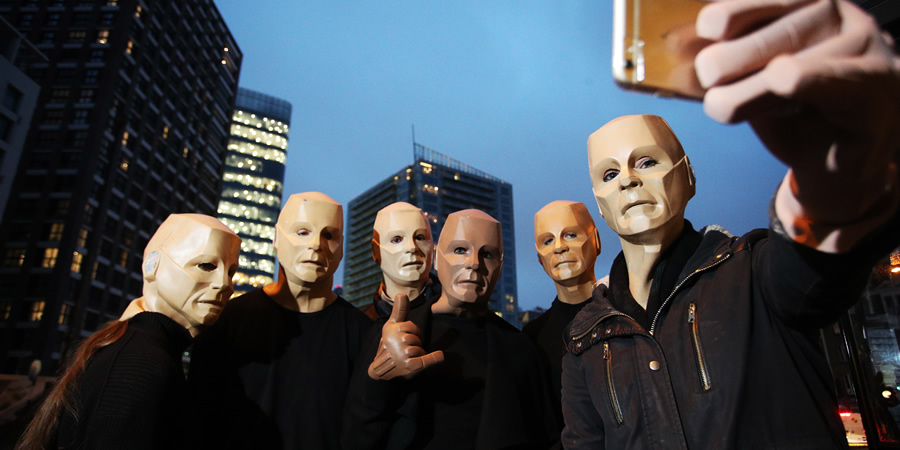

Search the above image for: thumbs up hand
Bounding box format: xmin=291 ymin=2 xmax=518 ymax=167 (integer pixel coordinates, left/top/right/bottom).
xmin=367 ymin=293 xmax=445 ymax=380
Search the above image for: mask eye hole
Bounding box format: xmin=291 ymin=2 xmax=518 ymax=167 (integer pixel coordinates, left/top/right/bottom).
xmin=636 ymin=156 xmax=658 ymax=170
xmin=198 ymin=262 xmax=217 ymax=272
xmin=390 ymin=236 xmax=403 ymax=244
xmin=602 ymin=168 xmax=619 ymax=182
xmin=543 ymin=237 xmax=554 ymax=246
xmin=453 ymin=247 xmax=467 ymax=255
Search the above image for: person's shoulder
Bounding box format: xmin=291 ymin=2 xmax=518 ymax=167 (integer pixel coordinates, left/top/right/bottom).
xmin=333 ymin=296 xmax=375 ymax=325
xmin=522 ymin=305 xmax=553 ymax=338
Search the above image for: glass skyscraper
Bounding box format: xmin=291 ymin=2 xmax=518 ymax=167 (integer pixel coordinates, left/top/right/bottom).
xmin=343 ymin=143 xmax=519 ymax=326
xmin=216 ymin=87 xmax=290 ymax=294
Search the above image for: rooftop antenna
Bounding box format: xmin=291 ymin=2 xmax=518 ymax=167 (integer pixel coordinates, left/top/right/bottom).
xmin=411 ymin=124 xmax=416 ymax=161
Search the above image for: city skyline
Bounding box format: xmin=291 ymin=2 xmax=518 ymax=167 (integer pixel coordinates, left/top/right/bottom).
xmin=215 ymin=0 xmax=786 ymax=312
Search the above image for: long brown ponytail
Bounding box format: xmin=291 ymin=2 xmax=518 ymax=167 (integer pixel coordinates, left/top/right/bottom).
xmin=17 ymin=320 xmax=129 ymax=450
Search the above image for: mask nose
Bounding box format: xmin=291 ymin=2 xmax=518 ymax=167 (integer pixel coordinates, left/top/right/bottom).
xmin=465 ymin=252 xmax=480 ymax=270
xmin=618 ymin=172 xmax=641 ymax=190
xmin=553 ymin=239 xmax=568 ymax=254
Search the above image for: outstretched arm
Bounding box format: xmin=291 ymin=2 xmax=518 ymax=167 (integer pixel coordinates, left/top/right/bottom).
xmin=695 ymin=0 xmax=900 ymax=252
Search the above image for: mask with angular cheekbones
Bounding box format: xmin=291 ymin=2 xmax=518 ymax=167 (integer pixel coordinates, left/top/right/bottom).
xmin=372 ymin=202 xmax=434 ymax=297
xmin=142 ymin=214 xmax=241 ymax=333
xmin=274 ymin=192 xmax=343 ymax=288
xmin=587 ymin=114 xmax=696 ymax=239
xmin=534 ymin=200 xmax=600 ymax=285
xmin=434 ymin=209 xmax=503 ymax=311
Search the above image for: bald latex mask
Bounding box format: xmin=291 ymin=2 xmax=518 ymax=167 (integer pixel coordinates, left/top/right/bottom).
xmin=372 ymin=202 xmax=434 ymax=301
xmin=535 ymin=201 xmax=600 ymax=289
xmin=433 ymin=209 xmax=503 ymax=315
xmin=140 ymin=214 xmax=241 ymax=336
xmin=274 ymin=192 xmax=343 ymax=288
xmin=588 ymin=114 xmax=696 ymax=240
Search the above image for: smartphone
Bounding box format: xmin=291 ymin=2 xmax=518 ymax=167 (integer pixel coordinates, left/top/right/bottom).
xmin=612 ymin=0 xmax=711 ymax=100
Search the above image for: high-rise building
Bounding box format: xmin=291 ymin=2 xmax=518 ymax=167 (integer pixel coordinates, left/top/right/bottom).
xmin=0 ymin=16 xmax=44 ymax=220
xmin=216 ymin=87 xmax=290 ymax=294
xmin=343 ymin=143 xmax=519 ymax=326
xmin=0 ymin=0 xmax=241 ymax=374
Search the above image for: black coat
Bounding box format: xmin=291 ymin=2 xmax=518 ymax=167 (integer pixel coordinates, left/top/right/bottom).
xmin=343 ymin=292 xmax=559 ymax=449
xmin=562 ymin=219 xmax=900 ymax=449
xmin=58 ymin=312 xmax=192 ymax=449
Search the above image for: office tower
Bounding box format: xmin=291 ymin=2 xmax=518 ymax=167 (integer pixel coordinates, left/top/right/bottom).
xmin=344 ymin=143 xmax=519 ymax=326
xmin=216 ymin=87 xmax=290 ymax=294
xmin=0 ymin=16 xmax=44 ymax=221
xmin=0 ymin=0 xmax=241 ymax=374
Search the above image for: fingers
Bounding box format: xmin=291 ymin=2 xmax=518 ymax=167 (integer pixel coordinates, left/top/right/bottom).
xmin=368 ymin=350 xmax=394 ymax=378
xmin=696 ymin=0 xmax=815 ymax=41
xmin=695 ymin=0 xmax=840 ymax=88
xmin=703 ymin=0 xmax=895 ymax=123
xmin=388 ymin=293 xmax=410 ymax=324
xmin=415 ymin=350 xmax=445 ymax=370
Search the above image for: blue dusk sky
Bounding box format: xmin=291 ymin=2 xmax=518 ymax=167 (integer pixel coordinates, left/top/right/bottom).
xmin=214 ymin=0 xmax=786 ymax=312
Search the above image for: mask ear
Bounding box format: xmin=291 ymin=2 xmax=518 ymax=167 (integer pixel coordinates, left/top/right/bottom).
xmin=143 ymin=251 xmax=160 ymax=281
xmin=593 ymin=228 xmax=602 ymax=254
xmin=537 ymin=252 xmax=543 ymax=267
xmin=372 ymin=239 xmax=383 ymax=265
xmin=432 ymin=246 xmax=439 ymax=272
xmin=684 ymin=155 xmax=696 ymax=187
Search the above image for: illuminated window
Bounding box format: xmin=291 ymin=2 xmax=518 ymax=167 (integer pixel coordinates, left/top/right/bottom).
xmin=59 ymin=303 xmax=72 ymax=325
xmin=420 ymin=162 xmax=433 ymax=174
xmin=97 ymin=30 xmax=109 ymax=44
xmin=120 ymin=159 xmax=129 ymax=172
xmin=118 ymin=250 xmax=128 ymax=268
xmin=71 ymin=251 xmax=83 ymax=273
xmin=422 ymin=184 xmax=439 ymax=195
xmin=48 ymin=223 xmax=64 ymax=241
xmin=134 ymin=5 xmax=141 ymax=17
xmin=162 ymin=125 xmax=169 ymax=139
xmin=120 ymin=131 xmax=129 ymax=146
xmin=42 ymin=248 xmax=59 ymax=268
xmin=76 ymin=228 xmax=89 ymax=248
xmin=183 ymin=146 xmax=190 ymax=158
xmin=0 ymin=302 xmax=10 ymax=320
xmin=125 ymin=40 xmax=133 ymax=55
xmin=3 ymin=249 xmax=25 ymax=267
xmin=30 ymin=301 xmax=45 ymax=321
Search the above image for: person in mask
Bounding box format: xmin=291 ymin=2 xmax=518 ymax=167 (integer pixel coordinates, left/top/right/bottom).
xmin=525 ymin=200 xmax=601 ymax=436
xmin=344 ymin=209 xmax=557 ymax=449
xmin=189 ymin=192 xmax=372 ymax=450
xmin=18 ymin=214 xmax=240 ymax=450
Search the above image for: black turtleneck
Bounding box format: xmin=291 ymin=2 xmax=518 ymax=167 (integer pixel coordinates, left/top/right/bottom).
xmin=607 ymin=220 xmax=703 ymax=331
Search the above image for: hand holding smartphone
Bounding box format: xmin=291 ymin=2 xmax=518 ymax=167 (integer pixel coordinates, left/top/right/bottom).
xmin=612 ymin=0 xmax=711 ymax=100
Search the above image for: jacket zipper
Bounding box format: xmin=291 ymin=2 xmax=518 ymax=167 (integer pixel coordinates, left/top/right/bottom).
xmin=571 ymin=311 xmax=633 ymax=342
xmin=604 ymin=341 xmax=624 ymax=425
xmin=688 ymin=302 xmax=711 ymax=391
xmin=649 ymin=252 xmax=732 ymax=335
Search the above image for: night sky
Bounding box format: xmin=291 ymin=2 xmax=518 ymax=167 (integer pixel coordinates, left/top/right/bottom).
xmin=214 ymin=0 xmax=786 ymax=312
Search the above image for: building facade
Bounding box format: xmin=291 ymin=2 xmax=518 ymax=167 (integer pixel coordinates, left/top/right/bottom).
xmin=0 ymin=16 xmax=44 ymax=220
xmin=343 ymin=143 xmax=519 ymax=326
xmin=216 ymin=87 xmax=290 ymax=294
xmin=0 ymin=0 xmax=241 ymax=374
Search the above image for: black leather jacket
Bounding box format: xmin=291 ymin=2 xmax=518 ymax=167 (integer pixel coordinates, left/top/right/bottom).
xmin=561 ymin=223 xmax=893 ymax=449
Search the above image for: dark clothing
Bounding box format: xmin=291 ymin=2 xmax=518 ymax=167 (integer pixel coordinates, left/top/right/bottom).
xmin=523 ymin=297 xmax=590 ymax=432
xmin=189 ymin=289 xmax=372 ymax=450
xmin=343 ymin=299 xmax=558 ymax=450
xmin=58 ymin=312 xmax=192 ymax=450
xmin=562 ymin=218 xmax=900 ymax=449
